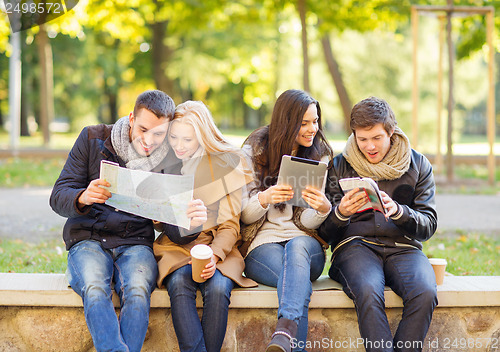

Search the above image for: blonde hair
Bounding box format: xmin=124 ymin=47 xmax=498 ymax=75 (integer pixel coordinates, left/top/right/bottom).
xmin=173 ymin=100 xmax=238 ymax=156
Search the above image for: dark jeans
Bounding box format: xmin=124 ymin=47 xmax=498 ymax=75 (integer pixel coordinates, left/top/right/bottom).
xmin=164 ymin=264 xmax=234 ymax=352
xmin=329 ymin=239 xmax=437 ymax=352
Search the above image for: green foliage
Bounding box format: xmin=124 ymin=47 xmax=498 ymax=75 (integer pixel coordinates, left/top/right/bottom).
xmin=0 ymin=0 xmax=498 ymax=137
xmin=0 ymin=157 xmax=64 ymax=187
xmin=423 ymin=232 xmax=500 ymax=275
xmin=0 ymin=238 xmax=67 ymax=273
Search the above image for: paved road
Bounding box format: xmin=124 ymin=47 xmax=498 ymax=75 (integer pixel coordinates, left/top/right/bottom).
xmin=0 ymin=188 xmax=499 ymax=242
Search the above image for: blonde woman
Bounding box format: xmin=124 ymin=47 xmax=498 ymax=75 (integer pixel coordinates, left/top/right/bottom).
xmin=154 ymin=101 xmax=255 ymax=352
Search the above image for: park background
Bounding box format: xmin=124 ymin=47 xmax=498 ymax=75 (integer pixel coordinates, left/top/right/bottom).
xmin=0 ymin=0 xmax=498 ymax=275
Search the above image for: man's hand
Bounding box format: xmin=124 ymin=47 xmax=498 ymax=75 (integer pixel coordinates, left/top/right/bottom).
xmin=380 ymin=191 xmax=399 ymax=219
xmin=302 ymin=187 xmax=331 ymax=214
xmin=337 ymin=187 xmax=368 ymax=217
xmin=78 ymin=179 xmax=111 ymax=208
xmin=187 ymin=199 xmax=207 ymax=229
xmin=258 ymin=185 xmax=294 ymax=207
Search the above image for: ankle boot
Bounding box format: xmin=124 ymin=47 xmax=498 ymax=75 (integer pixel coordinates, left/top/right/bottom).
xmin=266 ymin=318 xmax=298 ymax=352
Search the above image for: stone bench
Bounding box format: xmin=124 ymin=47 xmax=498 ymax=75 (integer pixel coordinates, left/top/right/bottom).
xmin=1 ymin=273 xmax=499 ymax=351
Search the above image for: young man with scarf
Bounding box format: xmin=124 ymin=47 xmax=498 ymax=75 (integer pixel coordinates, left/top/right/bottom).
xmin=50 ymin=90 xmax=207 ymax=352
xmin=319 ymin=97 xmax=438 ymax=352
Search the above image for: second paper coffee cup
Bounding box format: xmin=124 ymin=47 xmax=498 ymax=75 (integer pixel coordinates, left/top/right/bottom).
xmin=191 ymin=244 xmax=213 ymax=283
xmin=428 ymin=258 xmax=447 ymax=285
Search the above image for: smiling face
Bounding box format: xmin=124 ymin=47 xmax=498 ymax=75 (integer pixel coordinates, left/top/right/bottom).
xmin=129 ymin=108 xmax=169 ymax=156
xmin=354 ymin=123 xmax=394 ymax=164
xmin=168 ymin=120 xmax=200 ymax=160
xmin=293 ymin=103 xmax=319 ymax=150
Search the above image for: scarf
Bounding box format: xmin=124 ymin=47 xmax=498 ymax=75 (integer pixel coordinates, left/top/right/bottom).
xmin=111 ymin=116 xmax=169 ymax=171
xmin=180 ymin=147 xmax=204 ymax=176
xmin=343 ymin=126 xmax=411 ymax=181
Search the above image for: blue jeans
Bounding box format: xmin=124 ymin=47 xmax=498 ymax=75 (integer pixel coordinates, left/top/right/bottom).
xmin=329 ymin=239 xmax=437 ymax=352
xmin=164 ymin=264 xmax=234 ymax=352
xmin=244 ymin=236 xmax=325 ymax=352
xmin=66 ymin=240 xmax=158 ymax=352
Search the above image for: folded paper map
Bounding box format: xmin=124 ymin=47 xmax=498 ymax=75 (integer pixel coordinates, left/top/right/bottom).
xmin=100 ymin=161 xmax=194 ymax=229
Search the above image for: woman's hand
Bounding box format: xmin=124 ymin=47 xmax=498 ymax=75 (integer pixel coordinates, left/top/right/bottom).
xmin=302 ymin=187 xmax=331 ymax=214
xmin=337 ymin=188 xmax=368 ymax=217
xmin=200 ymin=255 xmax=219 ymax=280
xmin=187 ymin=199 xmax=207 ymax=229
xmin=258 ymin=185 xmax=294 ymax=207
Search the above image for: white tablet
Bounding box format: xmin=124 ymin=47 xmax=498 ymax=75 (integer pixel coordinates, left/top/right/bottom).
xmin=277 ymin=155 xmax=328 ymax=208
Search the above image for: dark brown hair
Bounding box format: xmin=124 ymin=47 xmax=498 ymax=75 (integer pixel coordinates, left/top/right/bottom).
xmin=244 ymin=89 xmax=333 ymax=195
xmin=350 ymin=96 xmax=397 ymax=135
xmin=133 ymin=90 xmax=175 ymax=120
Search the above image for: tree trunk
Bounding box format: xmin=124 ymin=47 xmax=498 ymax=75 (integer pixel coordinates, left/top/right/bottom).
xmin=321 ymin=33 xmax=352 ymax=135
xmin=37 ymin=24 xmax=54 ymax=146
xmin=108 ymin=91 xmax=118 ymax=123
xmin=20 ymin=77 xmax=31 ymax=136
xmin=297 ymin=0 xmax=310 ymax=92
xmin=151 ymin=20 xmax=175 ymax=97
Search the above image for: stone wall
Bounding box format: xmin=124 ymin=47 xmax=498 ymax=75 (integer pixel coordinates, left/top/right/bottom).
xmin=1 ymin=306 xmax=499 ymax=352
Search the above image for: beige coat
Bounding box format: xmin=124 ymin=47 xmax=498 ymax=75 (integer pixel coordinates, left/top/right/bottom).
xmin=154 ymin=152 xmax=257 ymax=288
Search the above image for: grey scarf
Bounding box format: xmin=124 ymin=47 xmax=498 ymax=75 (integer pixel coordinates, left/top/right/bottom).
xmin=111 ymin=116 xmax=169 ymax=171
xmin=343 ymin=126 xmax=411 ymax=181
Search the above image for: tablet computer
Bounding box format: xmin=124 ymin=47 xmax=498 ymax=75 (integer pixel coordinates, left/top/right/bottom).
xmin=277 ymin=155 xmax=328 ymax=208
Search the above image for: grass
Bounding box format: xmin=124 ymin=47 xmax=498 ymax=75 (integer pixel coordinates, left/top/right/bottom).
xmin=0 ymin=157 xmax=65 ymax=188
xmin=320 ymin=231 xmax=500 ymax=277
xmin=422 ymin=232 xmax=500 ymax=276
xmin=0 ymin=238 xmax=67 ymax=273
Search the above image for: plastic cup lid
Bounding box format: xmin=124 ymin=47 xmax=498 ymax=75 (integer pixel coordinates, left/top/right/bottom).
xmin=190 ymin=244 xmax=213 ymax=259
xmin=428 ymin=258 xmax=447 ymax=265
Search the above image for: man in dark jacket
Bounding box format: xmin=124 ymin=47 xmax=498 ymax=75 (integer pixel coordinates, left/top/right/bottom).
xmin=319 ymin=97 xmax=438 ymax=352
xmin=50 ymin=90 xmax=207 ymax=352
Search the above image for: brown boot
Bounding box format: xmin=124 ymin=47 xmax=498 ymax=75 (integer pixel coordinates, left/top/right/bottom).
xmin=266 ymin=318 xmax=298 ymax=352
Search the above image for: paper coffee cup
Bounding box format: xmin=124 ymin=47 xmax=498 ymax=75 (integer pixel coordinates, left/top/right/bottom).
xmin=428 ymin=258 xmax=447 ymax=285
xmin=190 ymin=244 xmax=213 ymax=283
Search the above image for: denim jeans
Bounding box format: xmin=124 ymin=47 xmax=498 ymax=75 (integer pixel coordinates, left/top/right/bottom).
xmin=329 ymin=239 xmax=437 ymax=352
xmin=164 ymin=264 xmax=234 ymax=352
xmin=244 ymin=236 xmax=325 ymax=352
xmin=66 ymin=240 xmax=158 ymax=352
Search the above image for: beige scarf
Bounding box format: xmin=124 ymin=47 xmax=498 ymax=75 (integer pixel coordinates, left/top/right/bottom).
xmin=342 ymin=126 xmax=411 ymax=181
xmin=180 ymin=146 xmax=204 ymax=176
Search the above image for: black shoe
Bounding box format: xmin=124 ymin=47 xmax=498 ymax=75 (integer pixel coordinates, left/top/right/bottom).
xmin=265 ymin=318 xmax=298 ymax=352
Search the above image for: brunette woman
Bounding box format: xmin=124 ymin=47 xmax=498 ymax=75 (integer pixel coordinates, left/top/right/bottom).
xmin=241 ymin=89 xmax=334 ymax=352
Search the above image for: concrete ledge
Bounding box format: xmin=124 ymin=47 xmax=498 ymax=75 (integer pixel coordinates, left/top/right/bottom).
xmin=1 ymin=273 xmax=499 ymax=309
xmin=1 ymin=273 xmax=500 ymax=352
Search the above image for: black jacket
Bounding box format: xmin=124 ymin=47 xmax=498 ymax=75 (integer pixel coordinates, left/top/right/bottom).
xmin=50 ymin=124 xmax=185 ymax=250
xmin=319 ymin=149 xmax=437 ymax=253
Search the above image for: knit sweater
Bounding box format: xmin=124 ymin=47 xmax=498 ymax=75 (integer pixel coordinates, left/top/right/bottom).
xmin=241 ymin=145 xmax=330 ymax=254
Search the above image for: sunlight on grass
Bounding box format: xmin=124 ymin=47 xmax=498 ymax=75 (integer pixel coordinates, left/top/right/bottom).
xmin=320 ymin=233 xmax=499 ymax=277
xmin=0 ymin=238 xmax=67 ymax=273
xmin=0 ymin=157 xmax=65 ymax=187
xmin=423 ymin=232 xmax=500 ymax=276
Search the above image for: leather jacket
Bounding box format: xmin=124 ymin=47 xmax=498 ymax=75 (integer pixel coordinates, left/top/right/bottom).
xmin=319 ymin=149 xmax=437 ymax=253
